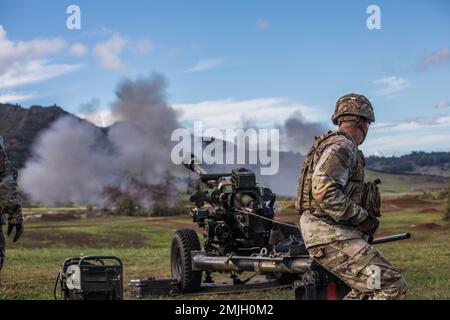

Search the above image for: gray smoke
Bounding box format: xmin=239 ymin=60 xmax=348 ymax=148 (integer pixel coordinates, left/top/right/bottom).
xmin=195 ymin=113 xmax=329 ymax=197
xmin=78 ymin=98 xmax=101 ymax=114
xmin=253 ymin=112 xmax=328 ymax=196
xmin=20 ymin=73 xmax=182 ymax=206
xmin=284 ymin=111 xmax=327 ymax=155
xmin=20 ymin=78 xmax=330 ymax=202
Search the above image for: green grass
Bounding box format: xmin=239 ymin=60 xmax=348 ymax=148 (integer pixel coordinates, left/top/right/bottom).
xmin=22 ymin=207 xmax=88 ymax=218
xmin=1 ymin=201 xmax=449 ymax=300
xmin=365 ymin=169 xmax=448 ymax=195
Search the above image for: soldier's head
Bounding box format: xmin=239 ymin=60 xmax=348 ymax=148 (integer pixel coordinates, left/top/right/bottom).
xmin=332 ymin=93 xmax=374 ymax=145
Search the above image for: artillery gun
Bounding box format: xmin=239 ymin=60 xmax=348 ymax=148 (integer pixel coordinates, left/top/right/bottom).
xmin=166 ymin=156 xmax=411 ymax=299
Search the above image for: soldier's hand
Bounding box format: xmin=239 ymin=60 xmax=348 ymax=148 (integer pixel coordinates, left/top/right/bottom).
xmin=7 ymin=223 xmax=24 ymax=242
xmin=357 ymin=214 xmax=379 ymax=235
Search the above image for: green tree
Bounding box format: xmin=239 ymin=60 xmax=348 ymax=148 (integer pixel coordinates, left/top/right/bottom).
xmin=116 ymin=195 xmax=138 ymax=216
xmin=444 ymin=180 xmax=450 ymax=222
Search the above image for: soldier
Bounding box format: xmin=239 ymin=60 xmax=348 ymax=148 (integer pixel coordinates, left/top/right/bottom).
xmin=295 ymin=93 xmax=407 ymax=300
xmin=0 ymin=136 xmax=24 ymax=283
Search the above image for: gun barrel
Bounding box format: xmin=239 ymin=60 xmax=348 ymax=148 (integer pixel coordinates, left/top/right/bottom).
xmin=192 ymin=251 xmax=311 ymax=274
xmin=183 ymin=154 xmax=208 ymax=175
xmin=184 ymin=161 xmax=208 ymax=176
xmin=369 ymin=232 xmax=411 ymax=245
xmin=183 ymin=154 xmax=231 ymax=182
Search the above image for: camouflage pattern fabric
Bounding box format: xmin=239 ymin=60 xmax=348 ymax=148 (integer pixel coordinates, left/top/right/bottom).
xmin=332 ymin=93 xmax=375 ymax=125
xmin=0 ymin=136 xmax=23 ymax=272
xmin=298 ymin=132 xmax=368 ymax=248
xmin=297 ymin=130 xmax=407 ymax=299
xmin=0 ymin=227 xmax=4 ymax=270
xmin=308 ymin=239 xmax=408 ymax=300
xmin=0 ymin=136 xmax=23 ymax=226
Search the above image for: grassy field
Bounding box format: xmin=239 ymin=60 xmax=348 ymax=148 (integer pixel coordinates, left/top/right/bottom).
xmin=0 ymin=195 xmax=449 ymax=300
xmin=365 ymin=169 xmax=448 ymax=195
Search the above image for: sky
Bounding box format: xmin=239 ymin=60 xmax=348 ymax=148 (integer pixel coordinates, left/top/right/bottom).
xmin=0 ymin=0 xmax=449 ymax=156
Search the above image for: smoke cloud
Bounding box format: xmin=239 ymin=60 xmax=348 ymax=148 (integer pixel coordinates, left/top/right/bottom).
xmin=20 ymin=74 xmax=330 ymax=202
xmin=258 ymin=112 xmax=327 ymax=196
xmin=284 ymin=111 xmax=327 ymax=155
xmin=20 ymin=73 xmax=182 ymax=206
xmin=197 ymin=113 xmax=328 ymax=197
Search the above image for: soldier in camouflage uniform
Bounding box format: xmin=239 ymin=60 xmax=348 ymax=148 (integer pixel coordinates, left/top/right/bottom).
xmin=295 ymin=93 xmax=407 ymax=300
xmin=0 ymin=136 xmax=24 ymax=282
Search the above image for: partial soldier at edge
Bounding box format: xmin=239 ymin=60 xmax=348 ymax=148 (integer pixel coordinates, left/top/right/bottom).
xmin=0 ymin=136 xmax=24 ymax=283
xmin=295 ymin=93 xmax=408 ymax=300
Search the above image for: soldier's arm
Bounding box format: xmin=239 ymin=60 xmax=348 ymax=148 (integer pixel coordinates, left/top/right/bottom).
xmin=311 ymin=141 xmax=368 ymax=225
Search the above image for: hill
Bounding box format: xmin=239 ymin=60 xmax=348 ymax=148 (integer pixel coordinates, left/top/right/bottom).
xmin=0 ymin=103 xmax=105 ymax=169
xmin=366 ymin=152 xmax=450 ymax=177
xmin=0 ymin=103 xmax=73 ymax=168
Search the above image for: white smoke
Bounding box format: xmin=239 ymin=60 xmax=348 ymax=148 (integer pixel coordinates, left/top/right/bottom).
xmin=19 ymin=73 xmax=182 ymax=206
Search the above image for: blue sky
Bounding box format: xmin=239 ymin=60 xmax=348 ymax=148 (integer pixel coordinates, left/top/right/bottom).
xmin=0 ymin=0 xmax=449 ymax=156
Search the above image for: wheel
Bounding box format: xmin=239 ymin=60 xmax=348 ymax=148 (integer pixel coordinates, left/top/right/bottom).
xmin=170 ymin=229 xmax=202 ymax=293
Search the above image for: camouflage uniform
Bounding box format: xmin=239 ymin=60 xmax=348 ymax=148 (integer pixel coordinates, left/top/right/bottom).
xmin=0 ymin=136 xmax=23 ymax=271
xmin=296 ymin=94 xmax=407 ymax=300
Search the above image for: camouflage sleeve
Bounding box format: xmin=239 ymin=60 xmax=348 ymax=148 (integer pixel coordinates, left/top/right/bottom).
xmin=0 ymin=148 xmax=23 ymax=224
xmin=311 ymin=141 xmax=368 ymax=225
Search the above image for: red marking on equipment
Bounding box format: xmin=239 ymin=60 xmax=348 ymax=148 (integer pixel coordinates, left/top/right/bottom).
xmin=326 ymin=283 xmax=337 ymax=300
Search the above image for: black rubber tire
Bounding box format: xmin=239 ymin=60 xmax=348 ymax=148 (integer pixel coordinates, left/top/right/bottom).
xmin=170 ymin=229 xmax=202 ymax=293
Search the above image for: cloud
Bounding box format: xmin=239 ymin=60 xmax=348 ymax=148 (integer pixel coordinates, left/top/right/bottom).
xmin=172 ymin=97 xmax=325 ymax=129
xmin=80 ymin=25 xmax=114 ymax=38
xmin=0 ymin=25 xmax=66 ymax=73
xmin=365 ymin=112 xmax=450 ymax=155
xmin=364 ymin=131 xmax=450 ymax=156
xmin=372 ymin=114 xmax=450 ymax=133
xmin=69 ymin=42 xmax=88 ymax=57
xmin=0 ymin=60 xmax=81 ymax=89
xmin=77 ymin=98 xmax=121 ymax=127
xmin=79 ymin=109 xmax=120 ymax=127
xmin=0 ymin=92 xmax=34 ymax=103
xmin=435 ymin=100 xmax=450 ymax=109
xmin=373 ymin=76 xmax=410 ymax=97
xmin=79 ymin=97 xmax=326 ymax=131
xmin=93 ymin=34 xmax=127 ymax=69
xmin=0 ymin=25 xmax=80 ymax=93
xmin=181 ymin=57 xmax=223 ymax=73
xmin=418 ymin=48 xmax=449 ymax=70
xmin=256 ymin=18 xmax=270 ymax=30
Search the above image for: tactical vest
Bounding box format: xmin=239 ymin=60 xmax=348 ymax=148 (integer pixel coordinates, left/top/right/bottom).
xmin=295 ymin=131 xmax=371 ymax=216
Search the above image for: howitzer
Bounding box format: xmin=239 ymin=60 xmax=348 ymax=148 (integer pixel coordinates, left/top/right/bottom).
xmin=183 ymin=155 xmax=279 ymax=254
xmin=167 ymin=156 xmax=412 ymax=299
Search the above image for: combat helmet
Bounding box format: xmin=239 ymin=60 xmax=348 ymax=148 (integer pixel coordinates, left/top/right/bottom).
xmin=332 ymin=93 xmax=375 ymax=125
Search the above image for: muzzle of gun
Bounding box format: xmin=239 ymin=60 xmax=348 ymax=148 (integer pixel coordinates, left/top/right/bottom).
xmin=369 ymin=232 xmax=411 ymax=245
